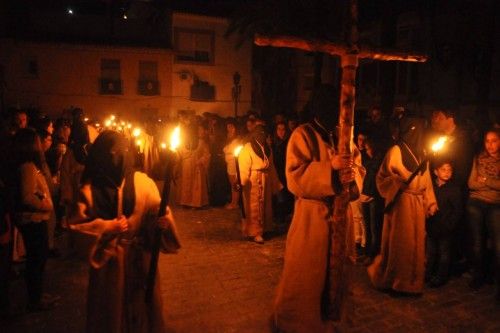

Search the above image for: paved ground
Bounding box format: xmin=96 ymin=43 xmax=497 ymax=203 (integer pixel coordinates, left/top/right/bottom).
xmin=3 ymin=206 xmax=499 ymax=333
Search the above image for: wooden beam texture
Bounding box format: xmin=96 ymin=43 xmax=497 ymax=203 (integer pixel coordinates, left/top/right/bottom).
xmin=255 ymin=34 xmax=428 ymax=62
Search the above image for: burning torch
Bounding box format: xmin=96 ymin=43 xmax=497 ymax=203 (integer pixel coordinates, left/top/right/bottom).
xmin=384 ymin=136 xmax=448 ymax=213
xmin=145 ymin=125 xmax=181 ymax=303
xmin=233 ymin=145 xmax=246 ymax=219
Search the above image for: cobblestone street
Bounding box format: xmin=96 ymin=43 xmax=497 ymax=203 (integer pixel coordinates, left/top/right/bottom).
xmin=3 ymin=206 xmax=500 ymax=332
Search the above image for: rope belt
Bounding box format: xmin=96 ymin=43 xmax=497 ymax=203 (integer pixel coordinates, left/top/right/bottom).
xmin=297 ymin=196 xmax=335 ymax=206
xmin=402 ymin=189 xmax=425 ymax=196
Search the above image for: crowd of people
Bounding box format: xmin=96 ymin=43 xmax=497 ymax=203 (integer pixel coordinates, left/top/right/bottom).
xmin=0 ymin=105 xmax=299 ymax=319
xmin=0 ymin=95 xmax=498 ymax=330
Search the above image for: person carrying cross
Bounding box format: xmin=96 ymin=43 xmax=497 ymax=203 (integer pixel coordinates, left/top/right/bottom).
xmin=273 ymin=84 xmax=362 ymax=332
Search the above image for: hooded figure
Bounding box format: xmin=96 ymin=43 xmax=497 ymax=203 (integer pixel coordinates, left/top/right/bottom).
xmin=176 ymin=121 xmax=211 ymax=208
xmin=397 ymin=117 xmax=427 ymax=175
xmin=273 ymin=84 xmax=361 ymax=332
xmin=81 ymin=131 xmax=135 ymax=220
xmin=69 ymin=130 xmax=180 ymax=333
xmin=69 ymin=119 xmax=90 ymax=165
xmin=368 ymin=116 xmax=437 ymax=294
xmin=238 ymin=124 xmax=282 ymax=243
xmin=60 ymin=119 xmax=91 ymax=216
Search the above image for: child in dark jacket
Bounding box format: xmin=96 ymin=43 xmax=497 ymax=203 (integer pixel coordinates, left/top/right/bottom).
xmin=426 ymin=159 xmax=463 ymax=287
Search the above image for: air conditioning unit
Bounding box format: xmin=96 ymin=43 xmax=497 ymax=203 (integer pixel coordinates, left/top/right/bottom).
xmin=99 ymin=79 xmax=122 ymax=95
xmin=190 ymin=82 xmax=215 ymax=101
xmin=138 ymin=80 xmax=160 ymax=96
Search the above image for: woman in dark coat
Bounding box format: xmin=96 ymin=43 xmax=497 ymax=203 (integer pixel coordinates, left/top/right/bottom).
xmin=11 ymin=128 xmax=55 ymax=311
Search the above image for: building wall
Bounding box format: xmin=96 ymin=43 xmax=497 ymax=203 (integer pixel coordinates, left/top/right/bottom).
xmin=171 ymin=12 xmax=252 ymax=118
xmin=0 ymin=39 xmax=174 ymax=120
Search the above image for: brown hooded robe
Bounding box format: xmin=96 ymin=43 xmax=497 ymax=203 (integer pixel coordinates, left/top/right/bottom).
xmin=368 ymin=118 xmax=436 ymax=294
xmin=273 ymin=123 xmax=359 ymax=332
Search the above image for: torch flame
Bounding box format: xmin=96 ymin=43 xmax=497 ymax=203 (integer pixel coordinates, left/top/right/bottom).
xmin=234 ymin=145 xmax=243 ymax=157
xmin=132 ymin=128 xmax=141 ymax=137
xmin=169 ymin=126 xmax=181 ymax=151
xmin=431 ymin=136 xmax=448 ymax=153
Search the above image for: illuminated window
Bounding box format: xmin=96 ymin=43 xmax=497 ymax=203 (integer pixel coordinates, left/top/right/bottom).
xmin=174 ymin=28 xmax=214 ymax=65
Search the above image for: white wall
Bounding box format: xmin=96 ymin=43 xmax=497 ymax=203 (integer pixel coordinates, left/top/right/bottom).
xmin=171 ymin=12 xmax=252 ymax=118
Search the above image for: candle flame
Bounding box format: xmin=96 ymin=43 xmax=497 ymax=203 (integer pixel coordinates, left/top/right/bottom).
xmin=169 ymin=126 xmax=181 ymax=151
xmin=135 ymin=139 xmax=142 ymax=147
xmin=234 ymin=145 xmax=243 ymax=157
xmin=110 ymin=115 xmax=116 ymax=121
xmin=160 ymin=142 xmax=167 ymax=149
xmin=132 ymin=128 xmax=141 ymax=137
xmin=104 ymin=119 xmax=112 ymax=127
xmin=431 ymin=136 xmax=448 ymax=153
xmin=84 ymin=117 xmax=89 ymax=122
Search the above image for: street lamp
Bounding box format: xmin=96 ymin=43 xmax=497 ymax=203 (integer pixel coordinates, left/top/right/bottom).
xmin=232 ymin=72 xmax=241 ymax=117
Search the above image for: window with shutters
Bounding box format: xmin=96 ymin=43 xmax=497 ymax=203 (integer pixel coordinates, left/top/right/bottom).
xmin=174 ymin=28 xmax=214 ymax=65
xmin=100 ymin=59 xmax=122 ymax=94
xmin=138 ymin=61 xmax=159 ymax=95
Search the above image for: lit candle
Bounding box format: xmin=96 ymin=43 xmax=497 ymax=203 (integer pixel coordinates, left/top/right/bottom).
xmin=233 ymin=145 xmax=245 ymax=218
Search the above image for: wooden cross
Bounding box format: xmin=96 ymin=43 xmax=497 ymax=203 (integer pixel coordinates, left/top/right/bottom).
xmin=255 ymin=0 xmax=427 ymax=321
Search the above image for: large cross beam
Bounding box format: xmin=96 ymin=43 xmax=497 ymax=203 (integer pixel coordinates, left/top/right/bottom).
xmin=255 ymin=34 xmax=428 ymax=62
xmin=255 ymin=0 xmax=428 ymax=322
